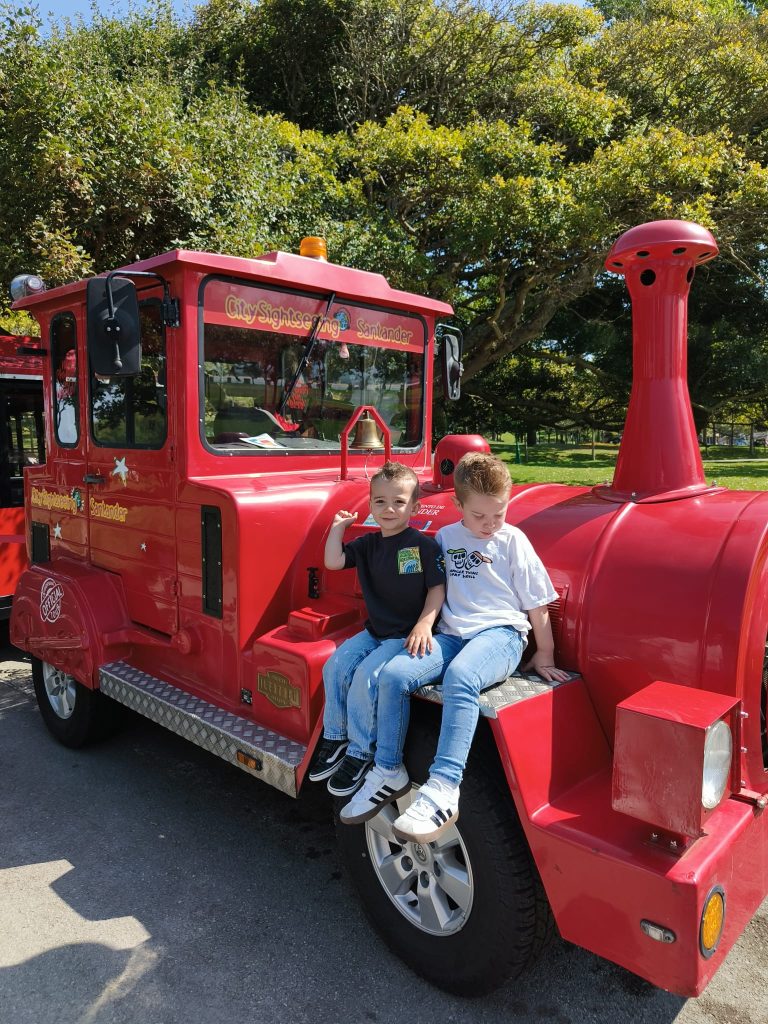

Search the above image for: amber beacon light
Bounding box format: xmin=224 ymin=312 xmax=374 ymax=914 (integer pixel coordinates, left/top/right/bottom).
xmin=299 ymin=236 xmax=328 ymax=260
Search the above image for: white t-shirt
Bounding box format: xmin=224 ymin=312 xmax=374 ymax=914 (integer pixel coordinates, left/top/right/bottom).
xmin=436 ymin=521 xmax=557 ymax=640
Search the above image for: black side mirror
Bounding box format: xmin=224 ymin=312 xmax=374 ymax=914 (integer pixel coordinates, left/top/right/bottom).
xmin=437 ymin=323 xmax=463 ymax=401
xmin=86 ymin=275 xmax=142 ymax=376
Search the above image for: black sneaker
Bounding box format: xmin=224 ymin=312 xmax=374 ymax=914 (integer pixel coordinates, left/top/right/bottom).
xmin=327 ymin=754 xmax=373 ymax=796
xmin=307 ymin=738 xmax=349 ymax=782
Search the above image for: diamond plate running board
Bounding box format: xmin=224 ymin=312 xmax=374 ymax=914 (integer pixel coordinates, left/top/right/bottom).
xmin=416 ymin=670 xmax=577 ymax=720
xmin=99 ymin=661 xmax=306 ymax=797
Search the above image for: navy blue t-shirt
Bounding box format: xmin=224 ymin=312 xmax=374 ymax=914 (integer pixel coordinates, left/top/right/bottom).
xmin=343 ymin=527 xmax=446 ymax=639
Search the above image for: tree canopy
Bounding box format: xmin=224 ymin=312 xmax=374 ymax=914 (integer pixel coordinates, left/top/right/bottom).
xmin=2 ymin=0 xmax=768 ymax=435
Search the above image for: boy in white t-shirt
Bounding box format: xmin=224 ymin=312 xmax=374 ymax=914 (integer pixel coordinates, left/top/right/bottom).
xmin=340 ymin=451 xmax=568 ymax=840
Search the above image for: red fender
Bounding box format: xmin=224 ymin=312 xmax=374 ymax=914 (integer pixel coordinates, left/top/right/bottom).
xmin=490 ymin=678 xmax=768 ymax=997
xmin=10 ymin=559 xmax=134 ymax=687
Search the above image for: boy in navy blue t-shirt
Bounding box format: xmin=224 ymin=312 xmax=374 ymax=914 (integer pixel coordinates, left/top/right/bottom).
xmin=308 ymin=462 xmax=445 ymax=802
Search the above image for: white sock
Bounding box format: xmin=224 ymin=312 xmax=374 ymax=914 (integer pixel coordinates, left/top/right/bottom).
xmin=378 ymin=764 xmax=403 ymax=777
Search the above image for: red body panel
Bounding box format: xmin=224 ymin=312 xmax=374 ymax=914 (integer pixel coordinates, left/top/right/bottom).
xmin=493 ymin=680 xmax=767 ymax=995
xmin=0 ymin=507 xmax=27 ymax=602
xmin=0 ymin=335 xmax=43 ymax=376
xmin=612 ymin=682 xmax=740 ymax=838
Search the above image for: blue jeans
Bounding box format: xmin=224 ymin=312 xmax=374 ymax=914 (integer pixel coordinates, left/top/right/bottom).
xmin=322 ymin=629 xmax=405 ymax=761
xmin=375 ymin=625 xmax=525 ymax=786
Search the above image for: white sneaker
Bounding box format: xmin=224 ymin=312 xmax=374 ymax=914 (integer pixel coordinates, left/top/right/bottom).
xmin=392 ymin=777 xmax=460 ymax=842
xmin=339 ymin=764 xmax=410 ymax=825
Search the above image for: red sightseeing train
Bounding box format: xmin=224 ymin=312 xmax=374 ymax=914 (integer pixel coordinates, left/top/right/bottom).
xmin=8 ymin=223 xmax=768 ymax=996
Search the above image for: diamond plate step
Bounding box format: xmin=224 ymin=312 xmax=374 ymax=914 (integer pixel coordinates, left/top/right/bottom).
xmin=100 ymin=661 xmax=306 ymax=797
xmin=416 ymin=670 xmax=578 ymax=719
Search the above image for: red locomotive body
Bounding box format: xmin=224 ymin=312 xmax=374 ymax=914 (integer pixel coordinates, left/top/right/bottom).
xmin=0 ymin=334 xmax=45 ymax=619
xmin=9 ymin=224 xmax=768 ymax=997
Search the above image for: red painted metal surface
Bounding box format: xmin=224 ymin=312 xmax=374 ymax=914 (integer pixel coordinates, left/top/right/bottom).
xmin=0 ymin=334 xmax=43 ymax=375
xmin=428 ymin=433 xmax=490 ymax=491
xmin=492 ymin=679 xmax=768 ymax=995
xmin=9 ymin=227 xmax=768 ymax=996
xmin=612 ymin=681 xmax=740 ymax=838
xmin=0 ymin=507 xmax=27 ymax=601
xmin=602 ymin=221 xmax=718 ymax=501
xmin=0 ymin=335 xmax=45 ymax=609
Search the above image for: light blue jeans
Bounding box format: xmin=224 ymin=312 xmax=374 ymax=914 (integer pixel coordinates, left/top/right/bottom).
xmin=322 ymin=629 xmax=405 ymax=761
xmin=375 ymin=625 xmax=525 ymax=786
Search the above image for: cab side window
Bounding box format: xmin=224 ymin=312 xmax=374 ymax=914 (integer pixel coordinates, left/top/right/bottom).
xmin=51 ymin=312 xmax=79 ymax=447
xmin=90 ymin=300 xmax=167 ymax=448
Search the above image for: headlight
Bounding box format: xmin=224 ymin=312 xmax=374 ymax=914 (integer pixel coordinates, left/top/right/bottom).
xmin=701 ymin=719 xmax=732 ymax=810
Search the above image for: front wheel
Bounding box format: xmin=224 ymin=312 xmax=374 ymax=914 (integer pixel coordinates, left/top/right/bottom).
xmin=336 ymin=715 xmax=553 ymax=995
xmin=32 ymin=657 xmax=123 ymax=748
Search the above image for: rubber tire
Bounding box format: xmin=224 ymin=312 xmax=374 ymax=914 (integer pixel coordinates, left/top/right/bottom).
xmin=335 ymin=706 xmax=554 ymax=996
xmin=32 ymin=656 xmax=124 ymax=749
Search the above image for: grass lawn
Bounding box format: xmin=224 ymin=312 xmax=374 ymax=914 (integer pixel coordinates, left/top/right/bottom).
xmin=491 ymin=440 xmax=768 ymax=491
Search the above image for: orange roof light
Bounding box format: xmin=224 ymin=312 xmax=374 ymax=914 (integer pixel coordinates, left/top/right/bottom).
xmin=299 ymin=236 xmax=328 ymax=261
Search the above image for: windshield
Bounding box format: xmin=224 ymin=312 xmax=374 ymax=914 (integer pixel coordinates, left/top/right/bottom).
xmin=202 ymin=279 xmax=425 ymax=452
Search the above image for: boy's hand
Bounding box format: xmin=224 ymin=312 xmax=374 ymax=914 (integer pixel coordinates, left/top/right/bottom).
xmin=405 ymin=622 xmax=434 ymax=657
xmin=332 ymin=510 xmax=358 ymax=530
xmin=522 ymin=650 xmax=570 ymax=683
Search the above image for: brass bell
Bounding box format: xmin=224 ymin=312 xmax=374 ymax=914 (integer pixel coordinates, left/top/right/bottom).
xmin=350 ymin=411 xmax=384 ymax=449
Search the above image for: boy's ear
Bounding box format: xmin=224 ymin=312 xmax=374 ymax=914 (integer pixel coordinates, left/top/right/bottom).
xmin=451 ymin=494 xmax=463 ymax=511
xmin=412 ymin=498 xmax=421 ymax=513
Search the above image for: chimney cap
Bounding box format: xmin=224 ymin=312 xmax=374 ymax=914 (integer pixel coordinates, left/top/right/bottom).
xmin=605 ymin=219 xmax=718 ymax=275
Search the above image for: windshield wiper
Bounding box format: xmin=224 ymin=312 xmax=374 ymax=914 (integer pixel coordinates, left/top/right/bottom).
xmin=278 ymin=291 xmax=336 ymax=418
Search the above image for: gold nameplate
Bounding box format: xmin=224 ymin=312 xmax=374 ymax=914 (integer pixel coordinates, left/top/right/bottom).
xmin=257 ymin=671 xmax=301 ymax=709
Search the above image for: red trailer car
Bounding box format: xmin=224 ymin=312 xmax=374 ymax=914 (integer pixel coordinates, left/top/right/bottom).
xmin=9 ymin=223 xmax=768 ymax=997
xmin=0 ymin=334 xmax=45 ymax=619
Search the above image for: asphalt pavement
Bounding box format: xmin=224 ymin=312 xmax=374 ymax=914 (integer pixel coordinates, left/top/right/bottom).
xmin=0 ymin=645 xmax=766 ymax=1024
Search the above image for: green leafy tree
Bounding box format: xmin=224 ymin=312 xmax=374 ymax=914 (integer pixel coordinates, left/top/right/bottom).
xmin=187 ymin=0 xmax=354 ymax=132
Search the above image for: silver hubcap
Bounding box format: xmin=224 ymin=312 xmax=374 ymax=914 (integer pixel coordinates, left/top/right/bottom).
xmin=365 ymin=789 xmax=474 ymax=936
xmin=42 ymin=662 xmax=77 ymax=719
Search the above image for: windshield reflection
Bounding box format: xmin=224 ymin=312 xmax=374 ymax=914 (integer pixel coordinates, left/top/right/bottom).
xmin=203 ymin=302 xmax=425 ymax=452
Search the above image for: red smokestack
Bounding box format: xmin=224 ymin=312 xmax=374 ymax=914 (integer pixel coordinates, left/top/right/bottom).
xmin=601 ymin=220 xmax=718 ymax=502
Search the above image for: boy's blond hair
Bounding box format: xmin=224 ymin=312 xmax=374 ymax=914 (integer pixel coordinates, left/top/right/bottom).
xmin=454 ymin=452 xmax=511 ymax=502
xmin=370 ymin=460 xmax=420 ymax=500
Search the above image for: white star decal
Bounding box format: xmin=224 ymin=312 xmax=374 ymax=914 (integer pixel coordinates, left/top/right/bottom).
xmin=140 ymin=542 xmax=147 ymax=552
xmin=53 ymin=522 xmax=62 ymax=540
xmin=112 ymin=456 xmax=129 ymax=484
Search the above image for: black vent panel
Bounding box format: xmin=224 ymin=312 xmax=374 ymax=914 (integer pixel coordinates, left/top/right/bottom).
xmin=201 ymin=505 xmax=223 ymax=618
xmin=30 ymin=521 xmax=50 ymax=564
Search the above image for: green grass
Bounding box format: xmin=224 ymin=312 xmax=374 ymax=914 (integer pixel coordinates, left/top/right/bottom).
xmin=491 ymin=441 xmax=768 ymax=491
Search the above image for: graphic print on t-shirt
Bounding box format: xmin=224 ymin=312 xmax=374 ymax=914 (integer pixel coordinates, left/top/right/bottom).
xmin=446 ymin=547 xmax=493 ymax=577
xmin=397 ymin=546 xmax=423 ymax=574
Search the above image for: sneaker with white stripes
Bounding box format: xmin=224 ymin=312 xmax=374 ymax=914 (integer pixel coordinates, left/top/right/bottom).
xmin=339 ymin=764 xmax=411 ymax=825
xmin=307 ymin=737 xmax=349 ymax=782
xmin=392 ymin=777 xmax=460 ymax=841
xmin=327 ymin=753 xmax=373 ymax=796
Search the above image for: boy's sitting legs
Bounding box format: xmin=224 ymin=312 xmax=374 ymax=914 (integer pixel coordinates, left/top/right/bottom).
xmin=308 ymin=629 xmax=382 ymax=782
xmin=327 ymin=637 xmax=404 ymax=796
xmin=339 ymin=634 xmax=459 ymax=824
xmin=393 ymin=625 xmax=524 ymax=841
